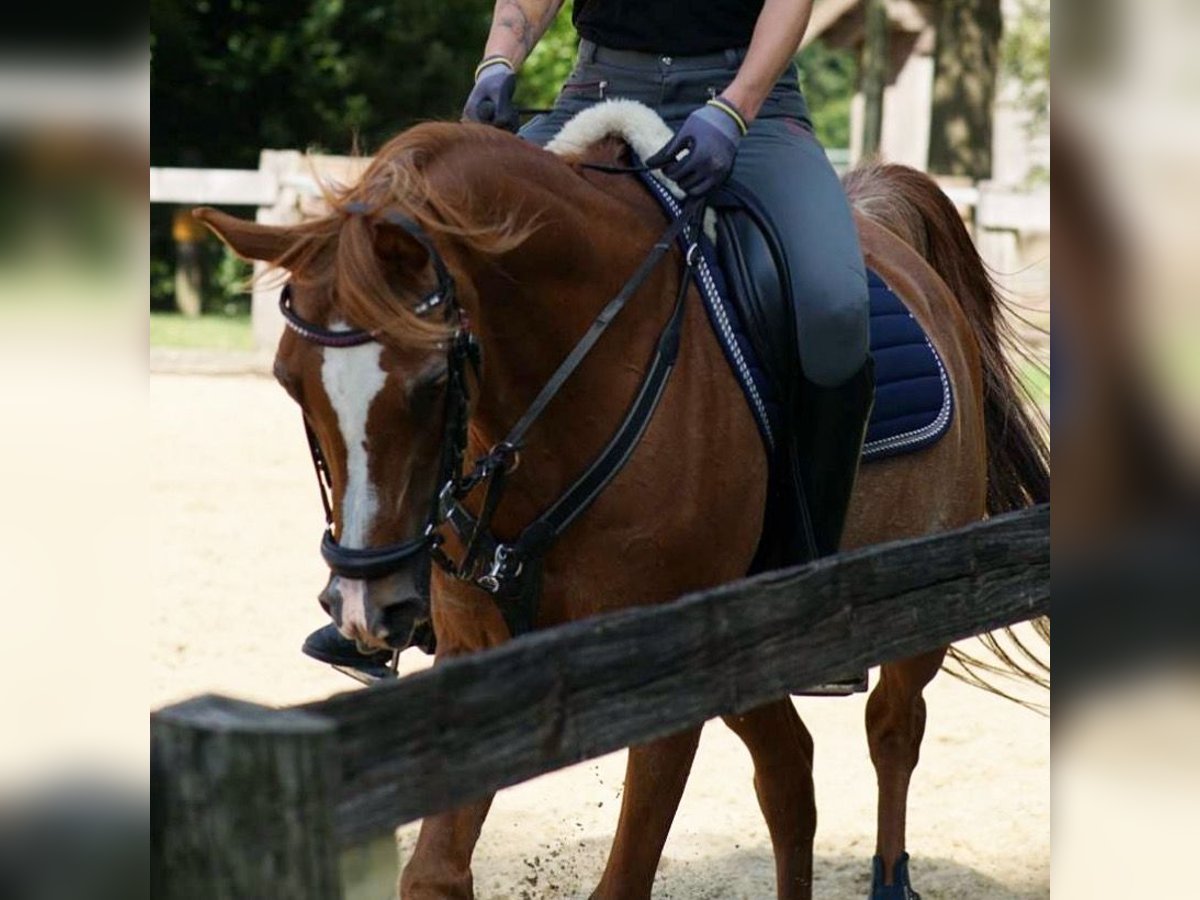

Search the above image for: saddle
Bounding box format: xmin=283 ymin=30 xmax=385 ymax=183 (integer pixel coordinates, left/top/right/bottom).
xmin=633 ymin=171 xmax=954 ymax=575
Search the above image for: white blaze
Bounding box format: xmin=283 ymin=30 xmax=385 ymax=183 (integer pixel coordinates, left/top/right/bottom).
xmin=321 ymin=331 xmax=387 ymax=637
xmin=337 ymin=575 xmax=370 ymax=637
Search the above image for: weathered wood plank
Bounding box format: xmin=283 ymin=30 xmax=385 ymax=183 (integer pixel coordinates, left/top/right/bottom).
xmin=306 ymin=505 xmax=1049 ymax=846
xmin=152 ymin=695 xmax=344 ymax=900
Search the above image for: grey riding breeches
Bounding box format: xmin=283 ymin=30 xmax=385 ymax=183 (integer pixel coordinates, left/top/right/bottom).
xmin=519 ymin=38 xmax=869 ymax=387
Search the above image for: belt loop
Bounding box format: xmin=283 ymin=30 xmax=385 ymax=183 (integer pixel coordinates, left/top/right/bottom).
xmin=578 ymin=38 xmax=596 ymax=64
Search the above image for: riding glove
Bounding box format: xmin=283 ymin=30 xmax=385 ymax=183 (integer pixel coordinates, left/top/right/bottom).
xmin=462 ymin=57 xmax=520 ymax=132
xmin=645 ymin=98 xmax=748 ymax=197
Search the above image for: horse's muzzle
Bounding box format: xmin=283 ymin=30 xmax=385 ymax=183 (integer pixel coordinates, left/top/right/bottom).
xmin=318 ymin=551 xmax=433 ymax=652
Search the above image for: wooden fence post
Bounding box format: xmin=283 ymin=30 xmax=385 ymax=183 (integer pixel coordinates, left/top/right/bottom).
xmin=152 ymin=694 xmax=344 ymax=900
xmin=252 ymin=149 xmax=304 ymax=353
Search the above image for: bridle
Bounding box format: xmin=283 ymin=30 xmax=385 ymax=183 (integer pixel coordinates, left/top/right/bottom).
xmin=281 ymin=204 xmax=475 ymax=589
xmin=284 ymin=193 xmax=705 ymax=638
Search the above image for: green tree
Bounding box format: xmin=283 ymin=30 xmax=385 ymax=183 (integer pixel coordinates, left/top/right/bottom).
xmin=151 ymin=0 xmax=493 ymax=310
xmin=1003 ymin=0 xmax=1050 ymax=130
xmin=151 ymin=0 xmax=493 ymax=168
xmin=796 ymin=39 xmax=857 ymax=150
xmin=515 ymin=0 xmax=578 ymax=109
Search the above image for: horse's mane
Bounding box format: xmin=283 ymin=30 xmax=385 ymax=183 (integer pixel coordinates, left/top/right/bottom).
xmin=270 ymin=123 xmax=539 ymax=349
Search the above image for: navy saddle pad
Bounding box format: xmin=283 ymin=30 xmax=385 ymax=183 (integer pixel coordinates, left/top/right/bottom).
xmin=637 ymin=173 xmax=953 ymax=463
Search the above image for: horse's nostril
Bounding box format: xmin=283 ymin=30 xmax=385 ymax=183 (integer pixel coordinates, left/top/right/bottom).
xmin=318 ymin=584 xmax=340 ymax=624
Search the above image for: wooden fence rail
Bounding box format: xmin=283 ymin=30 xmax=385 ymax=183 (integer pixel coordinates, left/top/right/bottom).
xmin=152 ymin=504 xmax=1049 ymax=899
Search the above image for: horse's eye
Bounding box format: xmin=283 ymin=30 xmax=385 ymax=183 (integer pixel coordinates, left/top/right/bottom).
xmin=410 ymin=365 xmax=448 ymax=396
xmin=273 ymin=360 xmax=304 ymax=403
xmin=408 ymin=365 xmax=448 ymax=416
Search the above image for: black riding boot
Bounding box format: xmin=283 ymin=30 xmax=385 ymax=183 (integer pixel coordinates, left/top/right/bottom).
xmin=794 ymin=359 xmax=875 ymax=558
xmin=792 ymin=359 xmax=875 ymax=695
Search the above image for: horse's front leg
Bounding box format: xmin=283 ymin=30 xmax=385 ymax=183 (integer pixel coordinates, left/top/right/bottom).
xmin=590 ymin=725 xmax=703 ymax=900
xmin=399 ymin=797 xmax=494 ymax=900
xmin=866 ymin=648 xmax=946 ymax=899
xmin=399 ymin=590 xmax=509 ymax=898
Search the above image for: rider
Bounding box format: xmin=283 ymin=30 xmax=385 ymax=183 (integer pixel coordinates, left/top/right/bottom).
xmin=303 ymin=0 xmax=873 ymax=681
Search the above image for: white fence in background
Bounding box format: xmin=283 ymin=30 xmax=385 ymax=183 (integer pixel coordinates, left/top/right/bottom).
xmin=151 ymin=149 xmax=1048 ymax=351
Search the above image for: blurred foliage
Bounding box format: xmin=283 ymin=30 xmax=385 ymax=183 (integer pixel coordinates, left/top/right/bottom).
xmin=515 ymin=1 xmax=577 ymax=109
xmin=151 ymin=0 xmax=491 ymax=315
xmin=1003 ymin=0 xmax=1050 ymax=130
xmin=796 ymin=39 xmax=857 ymax=150
xmin=0 ymin=141 xmax=128 ymax=276
xmin=212 ymin=245 xmax=254 ymax=314
xmin=149 ymin=207 xmax=251 ymax=315
xmin=150 ymin=0 xmax=493 ymax=167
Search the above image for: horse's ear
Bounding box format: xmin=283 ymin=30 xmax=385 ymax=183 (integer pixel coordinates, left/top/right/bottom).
xmin=192 ymin=207 xmax=293 ymax=263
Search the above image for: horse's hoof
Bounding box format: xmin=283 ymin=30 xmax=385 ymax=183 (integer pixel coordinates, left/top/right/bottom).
xmin=870 ymin=852 xmax=920 ymax=899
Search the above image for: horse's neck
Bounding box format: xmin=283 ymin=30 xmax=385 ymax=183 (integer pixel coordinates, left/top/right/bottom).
xmin=458 ymin=175 xmax=679 ymax=526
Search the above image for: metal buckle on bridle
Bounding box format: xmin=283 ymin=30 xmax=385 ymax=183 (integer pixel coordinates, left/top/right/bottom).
xmin=413 ymin=292 xmax=444 ymax=316
xmin=436 ymin=480 xmax=458 ymax=520
xmin=477 ymin=543 xmax=523 ymax=594
xmin=488 ymin=441 xmax=520 ymax=475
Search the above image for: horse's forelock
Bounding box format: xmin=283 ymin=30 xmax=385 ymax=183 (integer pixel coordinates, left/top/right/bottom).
xmin=284 ymin=124 xmax=542 ymax=350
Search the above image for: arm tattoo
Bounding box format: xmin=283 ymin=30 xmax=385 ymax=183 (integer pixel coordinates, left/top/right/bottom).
xmin=493 ymin=0 xmax=564 ymax=58
xmin=497 ymin=0 xmax=534 ymax=55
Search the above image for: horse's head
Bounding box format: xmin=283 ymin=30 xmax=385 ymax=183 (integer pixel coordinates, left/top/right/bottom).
xmin=194 ymin=193 xmax=466 ymax=653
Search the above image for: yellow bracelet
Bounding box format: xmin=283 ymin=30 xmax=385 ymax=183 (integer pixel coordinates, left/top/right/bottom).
xmin=706 ymin=98 xmax=749 ymax=136
xmin=474 ymin=55 xmax=514 ymax=82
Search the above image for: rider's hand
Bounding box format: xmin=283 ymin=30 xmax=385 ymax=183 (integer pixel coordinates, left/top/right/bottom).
xmin=645 ymin=98 xmax=749 ymax=197
xmin=462 ymin=56 xmax=520 ymax=133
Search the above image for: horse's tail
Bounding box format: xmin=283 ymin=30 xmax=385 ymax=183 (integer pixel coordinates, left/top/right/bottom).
xmin=842 ymin=162 xmax=1050 ymax=706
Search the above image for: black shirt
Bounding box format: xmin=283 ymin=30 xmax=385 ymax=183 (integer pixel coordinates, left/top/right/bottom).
xmin=573 ymin=0 xmax=765 ymax=56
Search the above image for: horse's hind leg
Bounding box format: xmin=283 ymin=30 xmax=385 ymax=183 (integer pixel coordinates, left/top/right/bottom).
xmin=591 ymin=725 xmax=703 ymax=900
xmin=866 ymin=649 xmax=946 ymax=896
xmin=399 ymin=797 xmax=493 ymax=900
xmin=723 ymin=699 xmax=817 ymax=900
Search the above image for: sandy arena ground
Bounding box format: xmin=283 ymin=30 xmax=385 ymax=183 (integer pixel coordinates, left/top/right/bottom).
xmin=151 ymin=369 xmax=1049 ymax=899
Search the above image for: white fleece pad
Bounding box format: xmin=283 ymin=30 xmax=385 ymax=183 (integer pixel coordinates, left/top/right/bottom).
xmin=544 ymin=99 xmax=686 ymax=201
xmin=545 ymin=99 xmax=720 ymax=238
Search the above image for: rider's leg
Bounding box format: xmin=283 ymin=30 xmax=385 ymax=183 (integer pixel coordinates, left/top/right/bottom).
xmin=731 ymin=115 xmax=873 ymax=558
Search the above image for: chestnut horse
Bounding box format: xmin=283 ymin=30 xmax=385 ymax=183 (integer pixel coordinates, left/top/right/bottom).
xmin=197 ymin=121 xmax=1048 ymax=899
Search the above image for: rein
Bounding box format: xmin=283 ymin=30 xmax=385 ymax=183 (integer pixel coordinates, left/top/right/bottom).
xmin=284 ymin=194 xmax=705 ymax=638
